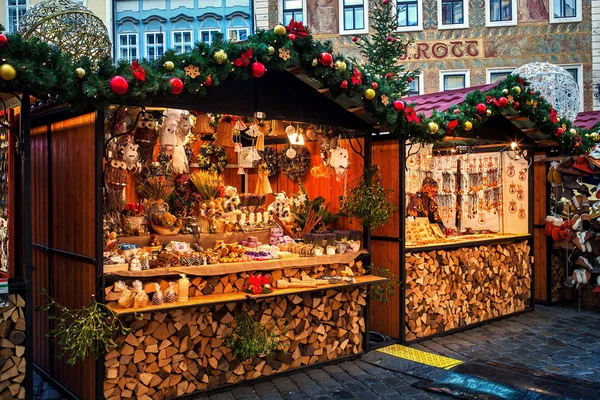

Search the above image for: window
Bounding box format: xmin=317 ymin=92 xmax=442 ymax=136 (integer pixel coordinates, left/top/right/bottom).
xmin=440 ymin=70 xmax=469 ymax=91
xmin=200 ymin=29 xmax=220 ymax=44
xmin=172 ymin=30 xmax=193 ymax=54
xmin=438 ymin=0 xmax=468 ymax=29
xmin=145 ymin=32 xmax=164 ymax=61
xmin=485 ymin=0 xmax=517 ymax=26
xmin=397 ymin=0 xmax=423 ymax=31
xmin=407 ymin=74 xmax=423 ymax=96
xmin=486 ymin=68 xmax=514 ymax=83
xmin=559 ymin=64 xmax=584 ymax=111
xmin=228 ymin=28 xmax=248 ymax=42
xmin=7 ymin=0 xmax=28 ymax=34
xmin=118 ymin=33 xmax=138 ymax=61
xmin=550 ymin=0 xmax=581 ymax=22
xmin=282 ymin=0 xmax=304 ymax=25
xmin=339 ymin=0 xmax=368 ymax=34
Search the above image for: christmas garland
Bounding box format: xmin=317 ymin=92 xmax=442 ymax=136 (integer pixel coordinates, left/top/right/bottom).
xmin=253 ymin=146 xmax=279 ymax=177
xmin=279 ymin=145 xmax=311 ymax=182
xmin=196 ymin=143 xmax=228 ymax=173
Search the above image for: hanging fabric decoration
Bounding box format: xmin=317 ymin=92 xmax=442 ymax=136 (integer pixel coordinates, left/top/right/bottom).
xmin=329 ymin=147 xmax=349 ymax=181
xmin=234 ymin=142 xmax=242 ymax=153
xmin=245 ymin=147 xmax=262 ymax=162
xmin=237 ymin=166 xmax=245 ymax=175
xmin=214 ymin=116 xmax=236 ymax=147
xmin=170 ymin=111 xmax=192 ymax=174
xmin=255 ymin=164 xmax=273 ymax=195
xmin=246 ymin=123 xmax=262 ymax=138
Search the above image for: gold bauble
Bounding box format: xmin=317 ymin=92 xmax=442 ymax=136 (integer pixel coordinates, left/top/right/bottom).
xmin=0 ymin=64 xmax=16 ymax=81
xmin=334 ymin=61 xmax=347 ymax=72
xmin=486 ymin=109 xmax=492 ymax=116
xmin=570 ymin=128 xmax=577 ymax=135
xmin=513 ymin=86 xmax=521 ymax=95
xmin=163 ymin=61 xmax=174 ymax=71
xmin=428 ymin=122 xmax=439 ymax=134
xmin=75 ymin=67 xmax=86 ymax=78
xmin=213 ymin=50 xmax=228 ymax=64
xmin=502 ymin=89 xmax=508 ymax=95
xmin=526 ymin=99 xmax=533 ymax=106
xmin=312 ymin=58 xmax=318 ymax=67
xmin=364 ymin=88 xmax=376 ymax=100
xmin=464 ymin=121 xmax=473 ymax=131
xmin=268 ymin=46 xmax=275 ymax=55
xmin=274 ymin=25 xmax=286 ymax=35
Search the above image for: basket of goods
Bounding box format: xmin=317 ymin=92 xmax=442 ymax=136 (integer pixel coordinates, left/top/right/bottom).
xmin=120 ymin=203 xmax=146 ymax=235
xmin=151 ymin=211 xmax=182 ymax=235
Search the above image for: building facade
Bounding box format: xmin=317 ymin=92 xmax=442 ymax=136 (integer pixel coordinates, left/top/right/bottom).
xmin=1 ymin=0 xmax=112 ymax=37
xmin=114 ymin=0 xmax=253 ymax=62
xmin=260 ymin=0 xmax=594 ymax=111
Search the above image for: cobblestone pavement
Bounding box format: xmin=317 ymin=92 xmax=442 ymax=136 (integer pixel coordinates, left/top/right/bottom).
xmin=32 ymin=304 xmax=600 ymax=399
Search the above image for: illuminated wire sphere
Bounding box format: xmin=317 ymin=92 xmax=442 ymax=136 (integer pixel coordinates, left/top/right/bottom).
xmin=511 ymin=62 xmax=580 ymax=122
xmin=19 ymin=0 xmax=111 ymax=62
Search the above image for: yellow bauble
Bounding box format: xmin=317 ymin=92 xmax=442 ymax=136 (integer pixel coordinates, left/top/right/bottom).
xmin=569 ymin=128 xmax=577 ymax=135
xmin=428 ymin=122 xmax=439 ymax=134
xmin=526 ymin=99 xmax=533 ymax=106
xmin=364 ymin=88 xmax=376 ymax=100
xmin=464 ymin=121 xmax=473 ymax=131
xmin=213 ymin=50 xmax=228 ymax=64
xmin=513 ymin=86 xmax=521 ymax=95
xmin=502 ymin=89 xmax=508 ymax=95
xmin=163 ymin=61 xmax=175 ymax=71
xmin=268 ymin=46 xmax=275 ymax=55
xmin=334 ymin=61 xmax=347 ymax=72
xmin=486 ymin=109 xmax=492 ymax=116
xmin=0 ymin=64 xmax=16 ymax=81
xmin=75 ymin=67 xmax=86 ymax=78
xmin=274 ymin=25 xmax=286 ymax=35
xmin=312 ymin=58 xmax=318 ymax=66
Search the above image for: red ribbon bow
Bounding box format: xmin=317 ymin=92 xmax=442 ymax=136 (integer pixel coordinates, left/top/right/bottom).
xmin=131 ymin=60 xmax=146 ymax=81
xmin=550 ymin=108 xmax=558 ymax=123
xmin=286 ymin=19 xmax=308 ymax=37
xmin=405 ymin=107 xmax=420 ymax=124
xmin=446 ymin=119 xmax=458 ymax=135
xmin=351 ymin=67 xmax=362 ymax=86
xmin=233 ymin=49 xmax=253 ymax=67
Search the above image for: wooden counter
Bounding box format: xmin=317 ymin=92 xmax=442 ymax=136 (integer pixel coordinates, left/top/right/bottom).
xmin=405 ymin=233 xmax=531 ymax=252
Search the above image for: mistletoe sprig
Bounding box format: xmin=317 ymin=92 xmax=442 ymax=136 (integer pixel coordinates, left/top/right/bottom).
xmin=226 ymin=310 xmax=281 ymax=361
xmin=37 ymin=289 xmax=138 ymax=365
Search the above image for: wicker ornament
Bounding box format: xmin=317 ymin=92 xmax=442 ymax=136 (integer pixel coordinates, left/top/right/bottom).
xmin=19 ymin=0 xmax=111 ymax=62
xmin=192 ymin=113 xmax=214 ymax=136
xmin=214 ymin=120 xmax=235 ymax=147
xmin=270 ymin=120 xmax=286 ymax=136
xmin=279 ymin=145 xmax=310 ymax=182
xmin=134 ymin=112 xmax=159 ymax=166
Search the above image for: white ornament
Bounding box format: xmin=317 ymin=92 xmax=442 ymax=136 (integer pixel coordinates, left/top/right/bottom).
xmin=246 ymin=123 xmax=261 ymax=137
xmin=329 ymin=147 xmax=349 ymax=178
xmin=511 ymin=62 xmax=580 ymax=122
xmin=285 ymin=125 xmax=296 ymax=135
xmin=286 ymin=148 xmax=297 ymax=158
xmin=121 ymin=141 xmax=139 ymax=170
xmin=245 ymin=147 xmax=262 ymax=161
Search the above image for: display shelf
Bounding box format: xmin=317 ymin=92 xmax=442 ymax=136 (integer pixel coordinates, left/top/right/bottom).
xmin=115 ymin=231 xmax=271 ymax=248
xmin=405 ymin=233 xmax=531 ymax=252
xmin=108 ymin=275 xmax=387 ymax=316
xmin=104 ymin=250 xmax=368 ymax=277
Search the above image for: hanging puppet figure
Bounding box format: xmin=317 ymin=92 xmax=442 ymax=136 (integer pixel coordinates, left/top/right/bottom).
xmin=173 ymin=111 xmax=192 ymax=174
xmin=134 ymin=111 xmax=159 ymax=166
xmin=104 ymin=155 xmax=128 ymax=217
xmin=121 ymin=138 xmax=140 ymax=171
xmin=329 ymin=147 xmax=349 ymax=181
xmin=159 ymin=109 xmax=188 ymax=174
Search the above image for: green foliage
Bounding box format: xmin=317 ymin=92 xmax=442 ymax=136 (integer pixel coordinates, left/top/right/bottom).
xmin=368 ymin=265 xmax=401 ymax=303
xmin=340 ymin=167 xmax=396 ymax=230
xmin=226 ymin=311 xmax=280 ymax=361
xmin=291 ymin=183 xmax=339 ymax=231
xmin=37 ymin=289 xmax=138 ymax=365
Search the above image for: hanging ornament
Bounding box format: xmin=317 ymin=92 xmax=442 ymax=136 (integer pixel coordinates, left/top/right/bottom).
xmin=526 ymin=99 xmax=534 ymax=106
xmin=213 ymin=50 xmax=228 ymax=64
xmin=109 ymin=76 xmax=128 ymax=95
xmin=446 ymin=119 xmax=458 ymax=135
xmin=274 ymin=25 xmax=286 ymax=35
xmin=169 ymin=78 xmax=184 ymax=95
xmin=464 ymin=121 xmax=473 ymax=131
xmin=371 ymin=82 xmax=379 ymax=89
xmin=556 ymin=128 xmax=564 ymax=136
xmin=453 ymin=109 xmax=460 ymax=115
xmin=251 ymin=62 xmax=266 ymax=78
xmin=234 ymin=143 xmax=243 ymax=153
xmin=75 ymin=67 xmax=86 ymax=79
xmin=312 ymin=58 xmax=318 ymax=67
xmin=319 ymin=52 xmax=333 ymax=66
xmin=131 ymin=60 xmax=146 ymax=81
xmin=502 ymin=89 xmax=509 ymax=95
xmin=486 ymin=109 xmax=492 ymax=116
xmin=163 ymin=61 xmax=175 ymax=71
xmin=570 ymin=128 xmax=577 ymax=135
xmin=386 ymin=36 xmax=393 ymax=42
xmin=279 ymin=48 xmax=291 ymax=61
xmin=204 ymin=75 xmax=213 ymax=86
xmin=286 ymin=148 xmax=297 ymax=158
xmin=498 ymin=97 xmax=508 ymax=107
xmin=381 ymin=94 xmax=389 ymax=106
xmin=476 ymin=103 xmax=486 ymax=114
xmin=268 ymin=46 xmax=275 ymax=55
xmin=513 ymin=86 xmax=521 ymax=95
xmin=513 ymin=102 xmax=520 ymax=109
xmin=340 ymin=80 xmax=348 ymax=89
xmin=352 ymin=36 xmax=358 ymax=42
xmin=0 ymin=34 xmax=7 ymax=47
xmin=288 ymin=33 xmax=296 ymax=41
xmin=428 ymin=122 xmax=439 ymax=134
xmin=386 ymin=73 xmax=393 ymax=79
xmin=364 ymin=89 xmax=376 ymax=100
xmin=407 ymin=77 xmax=413 ymax=83
xmin=237 ymin=166 xmax=246 ymax=175
xmin=393 ymin=100 xmax=405 ymax=112
xmin=184 ymin=64 xmax=200 ymax=79
xmin=334 ymin=61 xmax=347 ymax=72
xmin=351 ymin=68 xmax=362 ymax=85
xmin=245 ymin=147 xmax=262 ymax=162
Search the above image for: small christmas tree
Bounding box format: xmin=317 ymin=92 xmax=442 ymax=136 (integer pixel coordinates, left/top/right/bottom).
xmin=352 ymin=0 xmax=418 ymax=98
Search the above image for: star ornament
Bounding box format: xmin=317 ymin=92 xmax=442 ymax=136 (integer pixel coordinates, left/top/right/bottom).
xmin=381 ymin=94 xmax=389 ymax=106
xmin=279 ymin=48 xmax=291 ymax=61
xmin=184 ymin=64 xmax=200 ymax=79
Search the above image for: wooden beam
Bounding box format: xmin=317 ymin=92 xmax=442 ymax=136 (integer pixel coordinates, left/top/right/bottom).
xmin=347 ymin=106 xmax=365 ymax=113
xmin=318 ymin=88 xmax=330 ymax=94
xmin=505 ymin=115 xmax=530 ymax=122
xmin=285 ymin=66 xmax=304 ymax=75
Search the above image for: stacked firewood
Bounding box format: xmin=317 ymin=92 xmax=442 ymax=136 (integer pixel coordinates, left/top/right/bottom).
xmin=103 ymin=287 xmax=367 ymax=399
xmin=405 ymin=241 xmax=531 ymax=341
xmin=0 ymin=294 xmax=26 ymax=399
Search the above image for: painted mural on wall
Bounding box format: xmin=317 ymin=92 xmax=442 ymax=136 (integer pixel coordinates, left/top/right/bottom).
xmin=307 ymin=0 xmax=338 ymax=34
xmin=519 ymin=0 xmax=549 ymax=23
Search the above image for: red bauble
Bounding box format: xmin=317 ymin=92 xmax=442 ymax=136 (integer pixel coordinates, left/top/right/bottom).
xmin=371 ymin=82 xmax=379 ymax=89
xmin=386 ymin=73 xmax=393 ymax=79
xmin=288 ymin=33 xmax=296 ymax=41
xmin=0 ymin=34 xmax=7 ymax=47
xmin=169 ymin=78 xmax=184 ymax=95
xmin=393 ymin=100 xmax=405 ymax=112
xmin=352 ymin=36 xmax=358 ymax=42
xmin=407 ymin=77 xmax=413 ymax=83
xmin=109 ymin=76 xmax=129 ymax=95
xmin=498 ymin=97 xmax=508 ymax=107
xmin=386 ymin=36 xmax=393 ymax=42
xmin=476 ymin=103 xmax=486 ymax=114
xmin=251 ymin=62 xmax=266 ymax=78
xmin=319 ymin=52 xmax=333 ymax=66
xmin=340 ymin=80 xmax=348 ymax=89
xmin=556 ymin=128 xmax=564 ymax=136
xmin=530 ymin=91 xmax=535 ymax=95
xmin=205 ymin=76 xmax=213 ymax=86
xmin=513 ymin=102 xmax=519 ymax=109
xmin=383 ymin=0 xmax=389 ymax=3
xmin=453 ymin=109 xmax=460 ymax=115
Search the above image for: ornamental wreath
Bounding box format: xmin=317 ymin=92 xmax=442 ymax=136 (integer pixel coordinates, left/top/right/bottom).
xmin=279 ymin=145 xmax=310 ymax=182
xmin=196 ymin=142 xmax=228 ymax=173
xmin=252 ymin=146 xmax=279 ymax=177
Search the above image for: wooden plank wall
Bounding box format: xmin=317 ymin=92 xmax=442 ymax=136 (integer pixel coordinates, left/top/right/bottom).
xmin=533 ymin=154 xmax=548 ymax=302
xmin=30 ymin=114 xmax=97 ymax=399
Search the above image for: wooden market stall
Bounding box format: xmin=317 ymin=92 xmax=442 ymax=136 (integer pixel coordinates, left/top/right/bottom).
xmin=27 ymin=68 xmax=387 ymax=400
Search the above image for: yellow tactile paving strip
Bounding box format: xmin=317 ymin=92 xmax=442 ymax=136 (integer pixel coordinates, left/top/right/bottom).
xmin=376 ymin=344 xmax=463 ymax=370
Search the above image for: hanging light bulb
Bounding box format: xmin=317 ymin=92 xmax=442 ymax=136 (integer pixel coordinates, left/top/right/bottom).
xmin=510 ymin=141 xmax=518 ymax=150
